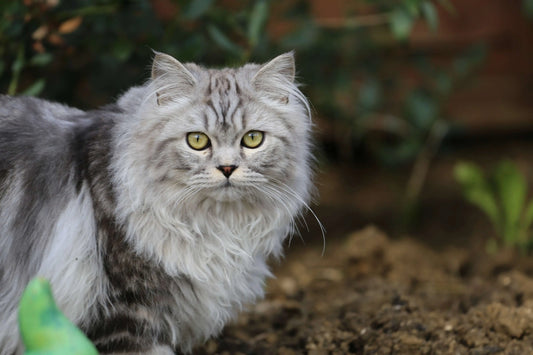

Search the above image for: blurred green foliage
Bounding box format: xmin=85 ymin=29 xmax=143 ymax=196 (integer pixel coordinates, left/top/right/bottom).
xmin=0 ymin=0 xmax=486 ymax=166
xmin=455 ymin=161 xmax=533 ymax=253
xmin=524 ymin=0 xmax=533 ymax=19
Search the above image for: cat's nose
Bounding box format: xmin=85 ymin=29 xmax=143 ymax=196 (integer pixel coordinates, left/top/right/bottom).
xmin=217 ymin=165 xmax=238 ymax=178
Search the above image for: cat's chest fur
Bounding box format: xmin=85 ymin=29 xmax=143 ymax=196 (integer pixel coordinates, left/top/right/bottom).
xmin=94 ymin=207 xmax=278 ymax=352
xmin=98 ymin=224 xmax=273 ymax=351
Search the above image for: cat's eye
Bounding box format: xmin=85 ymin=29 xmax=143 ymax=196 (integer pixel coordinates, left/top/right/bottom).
xmin=187 ymin=132 xmax=211 ymax=150
xmin=241 ymin=131 xmax=264 ymax=149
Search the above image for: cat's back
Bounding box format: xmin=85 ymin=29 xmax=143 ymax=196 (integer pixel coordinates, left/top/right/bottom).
xmin=0 ymin=94 xmax=85 ymax=127
xmin=0 ymin=95 xmax=87 ymax=167
xmin=0 ymin=94 xmax=93 ymax=267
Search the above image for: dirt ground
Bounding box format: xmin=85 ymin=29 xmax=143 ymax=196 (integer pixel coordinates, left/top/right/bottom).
xmin=195 ymin=226 xmax=533 ymax=354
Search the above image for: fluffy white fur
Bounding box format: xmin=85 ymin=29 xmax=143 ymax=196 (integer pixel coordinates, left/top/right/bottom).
xmin=37 ymin=184 xmax=108 ymax=328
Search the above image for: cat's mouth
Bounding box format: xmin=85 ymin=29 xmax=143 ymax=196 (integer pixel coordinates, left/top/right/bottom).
xmin=207 ymin=180 xmax=246 ymax=201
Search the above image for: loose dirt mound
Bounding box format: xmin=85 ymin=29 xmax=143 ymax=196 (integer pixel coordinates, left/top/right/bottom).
xmin=195 ymin=226 xmax=533 ymax=354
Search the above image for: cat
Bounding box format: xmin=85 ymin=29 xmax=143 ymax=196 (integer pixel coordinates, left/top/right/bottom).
xmin=0 ymin=51 xmax=314 ymax=354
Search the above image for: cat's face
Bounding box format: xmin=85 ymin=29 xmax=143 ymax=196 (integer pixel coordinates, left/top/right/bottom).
xmin=166 ymin=97 xmax=296 ymax=202
xmin=133 ymin=52 xmax=311 ymax=205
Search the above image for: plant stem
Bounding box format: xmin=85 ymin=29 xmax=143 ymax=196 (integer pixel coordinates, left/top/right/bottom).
xmin=403 ymin=120 xmax=448 ymax=224
xmin=7 ymin=46 xmax=24 ymax=95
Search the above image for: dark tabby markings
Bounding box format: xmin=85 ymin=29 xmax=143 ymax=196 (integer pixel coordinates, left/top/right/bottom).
xmin=88 ymin=314 xmax=150 ymax=341
xmin=93 ymin=334 xmax=146 ymax=354
xmin=204 ymin=74 xmax=246 ymax=131
xmin=225 ymin=98 xmax=241 ymax=125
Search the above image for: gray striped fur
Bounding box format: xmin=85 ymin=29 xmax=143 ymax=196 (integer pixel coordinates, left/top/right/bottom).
xmin=0 ymin=52 xmax=313 ymax=354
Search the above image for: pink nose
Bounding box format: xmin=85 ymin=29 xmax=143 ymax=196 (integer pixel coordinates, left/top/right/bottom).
xmin=217 ymin=165 xmax=238 ymax=178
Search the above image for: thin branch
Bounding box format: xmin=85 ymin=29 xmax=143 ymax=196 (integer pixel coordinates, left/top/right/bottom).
xmin=405 ymin=120 xmax=448 ymax=204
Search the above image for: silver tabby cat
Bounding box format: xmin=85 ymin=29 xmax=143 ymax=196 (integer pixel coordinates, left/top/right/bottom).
xmin=0 ymin=52 xmax=313 ymax=354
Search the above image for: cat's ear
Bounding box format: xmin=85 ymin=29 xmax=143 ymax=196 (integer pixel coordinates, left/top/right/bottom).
xmin=252 ymin=52 xmax=295 ymax=104
xmin=151 ymin=51 xmax=197 ymax=105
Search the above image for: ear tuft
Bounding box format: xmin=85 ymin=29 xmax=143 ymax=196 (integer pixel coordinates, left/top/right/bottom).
xmin=151 ymin=51 xmax=197 ymax=105
xmin=253 ymin=51 xmax=295 ymax=83
xmin=252 ymin=52 xmax=296 ymax=103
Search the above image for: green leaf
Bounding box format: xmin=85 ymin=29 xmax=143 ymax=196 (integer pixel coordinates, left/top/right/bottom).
xmin=454 ymin=161 xmax=501 ymax=230
xmin=111 ymin=41 xmax=134 ymax=62
xmin=183 ymin=0 xmax=214 ymax=19
xmin=403 ymin=0 xmax=421 ymax=16
xmin=390 ymin=8 xmax=415 ymax=40
xmin=493 ymin=160 xmax=527 ymax=245
xmin=29 ymin=53 xmax=53 ymax=67
xmin=421 ymin=1 xmax=438 ymax=31
xmin=465 ymin=188 xmax=502 ymax=231
xmin=206 ymin=25 xmax=244 ymax=56
xmin=454 ymin=162 xmax=487 ymax=192
xmin=247 ymin=0 xmax=269 ymax=48
xmin=22 ymin=79 xmax=45 ymax=97
xmin=405 ymin=89 xmax=438 ymax=130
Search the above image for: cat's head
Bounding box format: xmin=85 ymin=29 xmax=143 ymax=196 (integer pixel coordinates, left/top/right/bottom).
xmin=121 ymin=52 xmax=312 ymax=209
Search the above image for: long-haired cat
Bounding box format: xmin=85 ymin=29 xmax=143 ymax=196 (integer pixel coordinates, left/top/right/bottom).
xmin=0 ymin=51 xmax=313 ymax=354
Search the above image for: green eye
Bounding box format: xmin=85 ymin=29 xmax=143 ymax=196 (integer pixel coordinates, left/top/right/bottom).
xmin=241 ymin=131 xmax=264 ymax=149
xmin=187 ymin=132 xmax=211 ymax=150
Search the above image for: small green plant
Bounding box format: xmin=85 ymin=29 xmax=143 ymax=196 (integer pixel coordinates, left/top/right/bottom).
xmin=454 ymin=160 xmax=533 ymax=253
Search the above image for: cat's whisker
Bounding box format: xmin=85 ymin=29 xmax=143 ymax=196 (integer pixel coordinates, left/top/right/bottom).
xmin=255 ymin=185 xmax=295 ymax=221
xmin=269 ymin=179 xmax=326 ymax=256
xmin=171 ymin=186 xmax=202 ymax=208
xmin=255 ymin=184 xmax=304 ymax=246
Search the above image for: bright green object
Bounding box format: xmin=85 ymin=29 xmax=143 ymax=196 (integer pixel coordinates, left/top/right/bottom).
xmin=18 ymin=278 xmax=98 ymax=355
xmin=454 ymin=160 xmax=533 ymax=253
